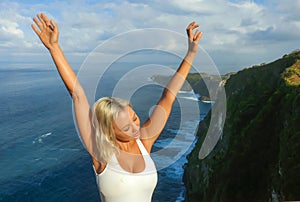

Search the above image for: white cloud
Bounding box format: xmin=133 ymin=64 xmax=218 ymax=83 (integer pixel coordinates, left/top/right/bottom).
xmin=0 ymin=0 xmax=299 ymax=73
xmin=0 ymin=2 xmax=36 ymax=49
xmin=0 ymin=19 xmax=24 ymax=38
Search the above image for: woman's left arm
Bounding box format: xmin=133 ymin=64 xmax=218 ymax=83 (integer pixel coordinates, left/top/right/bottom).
xmin=141 ymin=22 xmax=202 ymax=151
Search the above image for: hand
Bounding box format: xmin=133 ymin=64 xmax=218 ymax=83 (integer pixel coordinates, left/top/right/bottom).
xmin=31 ymin=13 xmax=59 ymax=50
xmin=186 ymin=22 xmax=202 ymax=54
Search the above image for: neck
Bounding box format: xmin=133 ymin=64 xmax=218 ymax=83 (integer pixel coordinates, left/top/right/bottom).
xmin=117 ymin=138 xmax=137 ymax=152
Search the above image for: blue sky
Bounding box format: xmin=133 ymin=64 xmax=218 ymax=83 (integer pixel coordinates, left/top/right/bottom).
xmin=0 ymin=0 xmax=299 ymax=74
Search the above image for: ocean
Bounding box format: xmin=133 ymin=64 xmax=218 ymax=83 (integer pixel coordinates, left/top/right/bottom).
xmin=0 ymin=67 xmax=211 ymax=202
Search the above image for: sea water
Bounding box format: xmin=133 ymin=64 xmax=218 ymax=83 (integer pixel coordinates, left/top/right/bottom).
xmin=0 ymin=68 xmax=211 ymax=202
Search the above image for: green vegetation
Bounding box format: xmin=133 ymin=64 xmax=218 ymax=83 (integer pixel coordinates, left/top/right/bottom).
xmin=183 ymin=50 xmax=300 ymax=201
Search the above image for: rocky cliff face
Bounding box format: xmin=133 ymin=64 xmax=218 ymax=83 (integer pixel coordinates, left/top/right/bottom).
xmin=183 ymin=50 xmax=300 ymax=202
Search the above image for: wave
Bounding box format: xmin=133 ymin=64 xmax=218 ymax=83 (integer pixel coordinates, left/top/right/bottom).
xmin=177 ymin=90 xmax=201 ymax=102
xmin=178 ymin=96 xmax=199 ymax=101
xmin=201 ymin=100 xmax=215 ymax=104
xmin=152 ymin=120 xmax=199 ymax=202
xmin=178 ymin=89 xmax=195 ymax=94
xmin=32 ymin=132 xmax=52 ymax=144
xmin=152 ymin=120 xmax=199 ymax=162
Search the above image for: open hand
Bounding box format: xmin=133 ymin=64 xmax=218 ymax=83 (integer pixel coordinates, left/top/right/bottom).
xmin=186 ymin=22 xmax=202 ymax=53
xmin=31 ymin=13 xmax=59 ymax=50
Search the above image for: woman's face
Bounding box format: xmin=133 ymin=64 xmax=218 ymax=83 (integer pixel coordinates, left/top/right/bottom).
xmin=113 ymin=106 xmax=141 ymax=142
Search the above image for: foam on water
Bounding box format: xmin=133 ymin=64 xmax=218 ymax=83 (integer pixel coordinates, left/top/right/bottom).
xmin=153 ymin=120 xmax=199 ymax=202
xmin=32 ymin=132 xmax=52 ymax=144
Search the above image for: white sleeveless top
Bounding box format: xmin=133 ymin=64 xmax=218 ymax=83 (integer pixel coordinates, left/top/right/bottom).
xmin=94 ymin=139 xmax=158 ymax=202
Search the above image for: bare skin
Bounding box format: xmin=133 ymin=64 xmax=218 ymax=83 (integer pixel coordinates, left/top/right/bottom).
xmin=32 ymin=13 xmax=202 ymax=174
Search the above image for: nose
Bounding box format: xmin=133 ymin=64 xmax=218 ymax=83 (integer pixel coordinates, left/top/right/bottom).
xmin=132 ymin=122 xmax=139 ymax=133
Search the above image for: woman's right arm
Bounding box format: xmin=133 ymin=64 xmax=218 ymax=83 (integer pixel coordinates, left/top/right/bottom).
xmin=32 ymin=13 xmax=101 ymax=170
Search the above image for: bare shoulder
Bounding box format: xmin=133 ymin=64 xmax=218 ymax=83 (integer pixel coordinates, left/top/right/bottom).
xmin=140 ymin=132 xmax=155 ymax=154
xmin=140 ymin=124 xmax=158 ymax=153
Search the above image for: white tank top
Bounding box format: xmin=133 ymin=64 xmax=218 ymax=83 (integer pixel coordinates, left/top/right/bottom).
xmin=94 ymin=139 xmax=158 ymax=202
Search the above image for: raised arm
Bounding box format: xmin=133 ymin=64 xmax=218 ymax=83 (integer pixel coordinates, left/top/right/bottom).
xmin=31 ymin=14 xmax=96 ymax=164
xmin=141 ymin=22 xmax=202 ymax=151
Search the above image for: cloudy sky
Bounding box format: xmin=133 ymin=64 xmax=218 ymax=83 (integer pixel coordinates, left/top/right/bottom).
xmin=0 ymin=0 xmax=299 ymax=74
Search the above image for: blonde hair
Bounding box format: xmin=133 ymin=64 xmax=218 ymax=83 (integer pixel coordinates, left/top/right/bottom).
xmin=92 ymin=97 xmax=131 ymax=163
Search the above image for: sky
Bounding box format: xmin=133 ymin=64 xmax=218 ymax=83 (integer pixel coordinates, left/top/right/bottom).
xmin=0 ymin=0 xmax=299 ymax=74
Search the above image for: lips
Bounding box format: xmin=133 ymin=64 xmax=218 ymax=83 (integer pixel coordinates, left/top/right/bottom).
xmin=133 ymin=130 xmax=140 ymax=138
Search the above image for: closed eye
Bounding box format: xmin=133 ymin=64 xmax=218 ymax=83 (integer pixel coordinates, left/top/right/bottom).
xmin=123 ymin=126 xmax=130 ymax=132
xmin=122 ymin=113 xmax=138 ymax=132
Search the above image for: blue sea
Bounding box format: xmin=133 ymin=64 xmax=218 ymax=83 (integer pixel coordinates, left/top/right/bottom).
xmin=0 ymin=66 xmax=211 ymax=202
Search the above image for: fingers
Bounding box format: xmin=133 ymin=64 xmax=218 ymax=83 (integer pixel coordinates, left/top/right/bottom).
xmin=41 ymin=13 xmax=53 ymax=29
xmin=32 ymin=13 xmax=56 ymax=33
xmin=194 ymin=31 xmax=203 ymax=43
xmin=193 ymin=29 xmax=203 ymax=42
xmin=31 ymin=24 xmax=40 ymax=36
xmin=37 ymin=13 xmax=46 ymax=28
xmin=186 ymin=21 xmax=199 ymax=38
xmin=186 ymin=21 xmax=203 ymax=43
xmin=41 ymin=13 xmax=50 ymax=23
xmin=33 ymin=16 xmax=43 ymax=31
xmin=50 ymin=20 xmax=58 ymax=32
xmin=194 ymin=29 xmax=200 ymax=40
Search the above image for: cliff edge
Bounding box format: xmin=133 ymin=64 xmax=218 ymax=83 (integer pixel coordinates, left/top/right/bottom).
xmin=183 ymin=50 xmax=300 ymax=201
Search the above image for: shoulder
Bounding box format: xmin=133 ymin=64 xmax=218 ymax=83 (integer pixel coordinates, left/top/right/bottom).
xmin=139 ymin=127 xmax=157 ymax=153
xmin=140 ymin=138 xmax=154 ymax=154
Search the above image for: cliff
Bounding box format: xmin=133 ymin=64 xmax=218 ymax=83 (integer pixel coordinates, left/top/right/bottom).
xmin=183 ymin=50 xmax=300 ymax=201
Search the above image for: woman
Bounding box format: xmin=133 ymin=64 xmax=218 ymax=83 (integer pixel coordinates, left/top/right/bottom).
xmin=32 ymin=13 xmax=202 ymax=202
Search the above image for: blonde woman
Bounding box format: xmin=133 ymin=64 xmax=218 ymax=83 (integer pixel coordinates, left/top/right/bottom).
xmin=32 ymin=13 xmax=202 ymax=202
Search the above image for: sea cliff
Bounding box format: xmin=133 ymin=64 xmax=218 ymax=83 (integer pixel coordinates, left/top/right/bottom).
xmin=183 ymin=50 xmax=300 ymax=201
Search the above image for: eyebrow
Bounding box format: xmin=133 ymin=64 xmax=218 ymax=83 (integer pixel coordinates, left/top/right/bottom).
xmin=121 ymin=112 xmax=137 ymax=130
